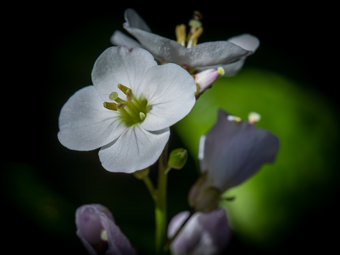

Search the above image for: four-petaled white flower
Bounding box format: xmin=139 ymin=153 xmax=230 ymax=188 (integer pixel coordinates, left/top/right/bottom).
xmin=58 ymin=46 xmax=196 ymax=173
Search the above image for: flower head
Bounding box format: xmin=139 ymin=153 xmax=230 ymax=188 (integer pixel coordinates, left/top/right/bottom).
xmin=111 ymin=9 xmax=259 ymax=75
xmin=58 ymin=46 xmax=196 ymax=173
xmin=75 ymin=204 xmax=136 ymax=255
xmin=189 ymin=109 xmax=280 ymax=212
xmin=168 ymin=209 xmax=231 ymax=255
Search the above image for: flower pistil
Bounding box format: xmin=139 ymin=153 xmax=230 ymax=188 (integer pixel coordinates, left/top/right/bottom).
xmin=103 ymin=83 xmax=150 ymax=127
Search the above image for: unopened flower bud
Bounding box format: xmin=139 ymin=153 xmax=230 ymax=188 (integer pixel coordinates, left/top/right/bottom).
xmin=194 ymin=68 xmax=220 ymax=95
xmin=168 ymin=148 xmax=188 ymax=170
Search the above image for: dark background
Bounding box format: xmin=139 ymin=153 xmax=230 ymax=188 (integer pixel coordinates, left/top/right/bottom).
xmin=3 ymin=2 xmax=338 ymax=254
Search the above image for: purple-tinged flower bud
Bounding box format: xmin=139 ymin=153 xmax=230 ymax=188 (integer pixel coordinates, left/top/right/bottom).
xmin=168 ymin=209 xmax=231 ymax=255
xmin=189 ymin=109 xmax=279 ymax=212
xmin=75 ymin=204 xmax=136 ymax=255
xmin=194 ymin=68 xmax=221 ymax=96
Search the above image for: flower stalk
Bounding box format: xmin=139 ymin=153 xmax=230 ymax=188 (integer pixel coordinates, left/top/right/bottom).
xmin=155 ymin=143 xmax=170 ymax=255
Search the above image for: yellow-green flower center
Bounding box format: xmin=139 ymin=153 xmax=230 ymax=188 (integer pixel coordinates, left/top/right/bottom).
xmin=103 ymin=84 xmax=150 ymax=127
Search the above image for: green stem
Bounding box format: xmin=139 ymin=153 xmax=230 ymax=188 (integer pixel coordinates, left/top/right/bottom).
xmin=142 ymin=176 xmax=156 ymax=201
xmin=155 ymin=143 xmax=169 ymax=255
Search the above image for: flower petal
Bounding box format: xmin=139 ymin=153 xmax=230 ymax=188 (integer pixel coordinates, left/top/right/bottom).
xmin=91 ymin=46 xmax=157 ymax=100
xmin=123 ymin=22 xmax=250 ymax=70
xmin=228 ymin=33 xmax=260 ymax=53
xmin=58 ymin=86 xmax=125 ymax=151
xmin=195 ymin=58 xmax=246 ymax=76
xmin=98 ymin=126 xmax=170 ymax=173
xmin=110 ymin=30 xmax=142 ymax=49
xmin=123 ymin=22 xmax=186 ymax=63
xmin=76 ymin=204 xmax=136 ymax=255
xmin=185 ymin=41 xmax=249 ymax=68
xmin=168 ymin=209 xmax=231 ymax=255
xmin=203 ymin=110 xmax=280 ymax=190
xmin=124 ymin=8 xmax=151 ymax=32
xmin=139 ymin=63 xmax=196 ymax=131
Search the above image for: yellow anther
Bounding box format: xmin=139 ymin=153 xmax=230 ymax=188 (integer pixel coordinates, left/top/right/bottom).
xmin=139 ymin=112 xmax=146 ymax=121
xmin=100 ymin=229 xmax=108 ymax=241
xmin=118 ymin=83 xmax=132 ymax=100
xmin=109 ymin=92 xmax=118 ymax=100
xmin=103 ymin=83 xmax=149 ymax=126
xmin=103 ymin=102 xmax=118 ymax=111
xmin=176 ymin=24 xmax=187 ymax=46
xmin=248 ymin=112 xmax=261 ymax=124
xmin=187 ymin=27 xmax=203 ymax=48
xmin=189 ymin=19 xmax=202 ymax=30
xmin=217 ymin=66 xmax=225 ymax=76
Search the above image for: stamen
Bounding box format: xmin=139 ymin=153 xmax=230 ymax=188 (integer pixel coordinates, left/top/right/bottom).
xmin=187 ymin=27 xmax=203 ymax=48
xmin=176 ymin=24 xmax=186 ymax=46
xmin=100 ymin=229 xmax=108 ymax=241
xmin=248 ymin=112 xmax=261 ymax=124
xmin=109 ymin=92 xmax=118 ymax=100
xmin=175 ymin=10 xmax=203 ymax=48
xmin=103 ymin=83 xmax=149 ymax=127
xmin=110 ymin=92 xmax=127 ymax=104
xmin=227 ymin=115 xmax=242 ymax=122
xmin=118 ymin=83 xmax=133 ymax=100
xmin=103 ymin=102 xmax=118 ymax=111
xmin=217 ymin=66 xmax=225 ymax=76
xmin=139 ymin=112 xmax=146 ymax=121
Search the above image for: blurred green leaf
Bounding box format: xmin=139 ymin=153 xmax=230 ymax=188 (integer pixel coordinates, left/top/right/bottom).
xmin=3 ymin=163 xmax=75 ymax=239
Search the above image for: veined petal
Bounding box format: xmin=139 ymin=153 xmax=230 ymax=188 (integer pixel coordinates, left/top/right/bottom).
xmin=168 ymin=209 xmax=231 ymax=255
xmin=139 ymin=63 xmax=196 ymax=131
xmin=185 ymin=41 xmax=249 ymax=68
xmin=76 ymin=204 xmax=136 ymax=255
xmin=58 ymin=86 xmax=125 ymax=151
xmin=228 ymin=34 xmax=260 ymax=53
xmin=91 ymin=46 xmax=157 ymax=100
xmin=98 ymin=126 xmax=170 ymax=173
xmin=123 ymin=23 xmax=187 ymax=64
xmin=123 ymin=24 xmax=250 ymax=70
xmin=124 ymin=8 xmax=151 ymax=32
xmin=203 ymin=110 xmax=279 ymax=190
xmin=110 ymin=30 xmax=142 ymax=49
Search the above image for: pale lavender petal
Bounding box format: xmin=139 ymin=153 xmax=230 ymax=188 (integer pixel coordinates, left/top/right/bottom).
xmin=91 ymin=47 xmax=157 ymax=101
xmin=98 ymin=126 xmax=170 ymax=173
xmin=124 ymin=8 xmax=151 ymax=32
xmin=76 ymin=204 xmax=136 ymax=255
xmin=123 ymin=22 xmax=250 ymax=70
xmin=57 ymin=86 xmax=125 ymax=151
xmin=139 ymin=63 xmax=196 ymax=131
xmin=228 ymin=34 xmax=260 ymax=53
xmin=110 ymin=30 xmax=142 ymax=49
xmin=202 ymin=110 xmax=280 ymax=190
xmin=168 ymin=209 xmax=231 ymax=255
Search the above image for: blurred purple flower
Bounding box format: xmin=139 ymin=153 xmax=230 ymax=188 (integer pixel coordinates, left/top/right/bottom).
xmin=111 ymin=9 xmax=259 ymax=76
xmin=168 ymin=209 xmax=231 ymax=255
xmin=75 ymin=204 xmax=136 ymax=255
xmin=189 ymin=109 xmax=280 ymax=212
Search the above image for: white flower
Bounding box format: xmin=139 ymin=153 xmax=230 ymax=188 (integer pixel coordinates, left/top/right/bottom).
xmin=58 ymin=47 xmax=196 ymax=173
